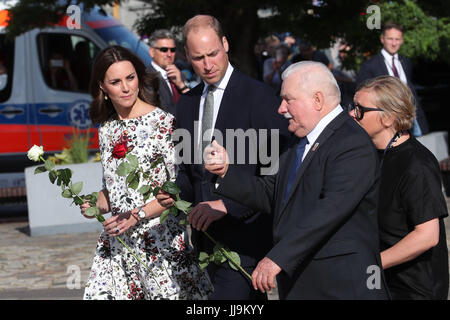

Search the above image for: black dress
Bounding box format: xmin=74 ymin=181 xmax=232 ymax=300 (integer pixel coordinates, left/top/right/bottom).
xmin=377 ymin=136 xmax=449 ymax=299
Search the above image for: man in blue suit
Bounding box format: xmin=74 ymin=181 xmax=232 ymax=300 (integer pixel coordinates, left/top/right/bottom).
xmin=157 ymin=15 xmax=290 ymax=299
xmin=204 ymin=61 xmax=390 ymax=300
xmin=356 ymin=22 xmax=429 ymax=135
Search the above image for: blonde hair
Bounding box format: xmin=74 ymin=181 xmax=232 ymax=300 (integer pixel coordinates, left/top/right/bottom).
xmin=356 ymin=76 xmax=415 ymax=131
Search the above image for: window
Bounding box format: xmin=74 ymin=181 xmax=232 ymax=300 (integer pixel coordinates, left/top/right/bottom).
xmin=0 ymin=34 xmax=14 ymax=102
xmin=37 ymin=33 xmax=100 ymax=93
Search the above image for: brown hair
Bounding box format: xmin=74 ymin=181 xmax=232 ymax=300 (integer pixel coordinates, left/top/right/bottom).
xmin=88 ymin=46 xmax=160 ymax=124
xmin=356 ymin=75 xmax=415 ymax=131
xmin=382 ymin=22 xmax=403 ymax=35
xmin=182 ymin=15 xmax=224 ymax=44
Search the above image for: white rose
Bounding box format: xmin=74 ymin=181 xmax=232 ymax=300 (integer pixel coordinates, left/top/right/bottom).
xmin=27 ymin=145 xmax=44 ymax=162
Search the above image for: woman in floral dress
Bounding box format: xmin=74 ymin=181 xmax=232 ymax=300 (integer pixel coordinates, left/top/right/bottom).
xmin=81 ymin=46 xmax=212 ymax=300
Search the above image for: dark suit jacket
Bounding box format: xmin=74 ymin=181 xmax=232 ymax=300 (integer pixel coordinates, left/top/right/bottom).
xmin=356 ymin=52 xmax=429 ymax=134
xmin=147 ymin=65 xmax=176 ymax=116
xmin=216 ymin=111 xmax=390 ymax=299
xmin=175 ymin=69 xmax=290 ymax=267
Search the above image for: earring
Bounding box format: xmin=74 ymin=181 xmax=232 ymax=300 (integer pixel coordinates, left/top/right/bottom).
xmin=104 ymin=95 xmax=108 ymax=101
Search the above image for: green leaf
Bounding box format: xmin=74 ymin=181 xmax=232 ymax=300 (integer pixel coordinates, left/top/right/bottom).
xmin=85 ymin=206 xmax=99 ymax=217
xmin=161 ymin=181 xmax=181 ymax=195
xmin=212 ymin=246 xmax=227 ymax=265
xmin=198 ymin=251 xmax=210 ymax=269
xmin=116 ymin=162 xmax=133 ymax=176
xmin=174 ymin=199 xmax=192 ymax=214
xmin=227 ymin=250 xmax=241 ymax=271
xmin=44 ymin=159 xmax=55 ymax=171
xmin=48 ymin=170 xmax=57 ymax=184
xmin=138 ymin=185 xmax=151 ymax=194
xmin=59 ymin=168 xmax=72 ymax=185
xmin=126 ymin=154 xmax=139 ymax=170
xmin=73 ymin=197 xmax=84 ymax=206
xmin=70 ymin=181 xmax=83 ymax=195
xmin=61 ymin=189 xmax=72 ymax=198
xmin=126 ymin=171 xmax=136 ymax=185
xmin=129 ymin=175 xmax=139 ymax=190
xmin=152 ymin=186 xmax=161 ymax=197
xmin=178 ymin=218 xmax=188 ymax=226
xmin=150 ymin=156 xmax=164 ymax=169
xmin=159 ymin=208 xmax=171 ymax=224
xmin=96 ymin=214 xmax=105 ymax=223
xmin=34 ymin=166 xmax=47 ymax=174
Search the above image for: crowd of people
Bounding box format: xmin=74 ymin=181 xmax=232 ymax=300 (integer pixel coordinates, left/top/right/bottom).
xmin=78 ymin=15 xmax=448 ymax=300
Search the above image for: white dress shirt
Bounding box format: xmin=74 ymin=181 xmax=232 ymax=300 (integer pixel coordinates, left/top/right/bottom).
xmin=151 ymin=61 xmax=173 ymax=94
xmin=303 ymin=104 xmax=344 ymax=160
xmin=197 ymin=62 xmax=234 ymax=145
xmin=381 ymin=49 xmax=407 ymax=85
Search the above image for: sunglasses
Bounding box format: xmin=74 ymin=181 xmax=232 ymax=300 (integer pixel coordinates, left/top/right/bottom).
xmin=154 ymin=47 xmax=176 ymax=53
xmin=348 ymin=103 xmax=383 ymax=120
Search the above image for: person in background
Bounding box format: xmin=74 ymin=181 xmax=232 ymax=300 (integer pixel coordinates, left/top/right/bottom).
xmin=356 ymin=22 xmax=429 ymax=137
xmin=263 ymin=43 xmax=292 ymax=95
xmin=350 ymin=75 xmax=448 ymax=300
xmin=148 ymin=29 xmax=189 ymax=116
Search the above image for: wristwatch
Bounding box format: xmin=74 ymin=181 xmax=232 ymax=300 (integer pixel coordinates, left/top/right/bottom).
xmin=137 ymin=206 xmax=146 ymax=220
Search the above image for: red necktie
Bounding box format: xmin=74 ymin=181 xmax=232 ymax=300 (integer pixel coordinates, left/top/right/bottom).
xmin=169 ymin=81 xmax=180 ymax=104
xmin=392 ymin=56 xmax=399 ymax=78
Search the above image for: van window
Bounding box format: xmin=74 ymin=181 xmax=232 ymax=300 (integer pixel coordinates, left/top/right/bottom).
xmin=0 ymin=34 xmax=14 ymax=103
xmin=37 ymin=33 xmax=100 ymax=92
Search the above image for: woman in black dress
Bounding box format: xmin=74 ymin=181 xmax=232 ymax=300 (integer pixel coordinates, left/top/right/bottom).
xmin=349 ymin=75 xmax=448 ymax=299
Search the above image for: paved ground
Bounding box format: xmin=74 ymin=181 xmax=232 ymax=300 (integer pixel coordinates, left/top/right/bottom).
xmin=1 ymin=197 xmax=449 ymax=300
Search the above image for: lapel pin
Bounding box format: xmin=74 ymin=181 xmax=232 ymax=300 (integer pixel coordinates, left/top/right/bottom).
xmin=312 ymin=142 xmax=319 ymax=152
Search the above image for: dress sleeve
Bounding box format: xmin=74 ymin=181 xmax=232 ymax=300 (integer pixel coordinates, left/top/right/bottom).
xmin=400 ymin=160 xmax=449 ymax=227
xmin=98 ymin=124 xmax=107 ymax=190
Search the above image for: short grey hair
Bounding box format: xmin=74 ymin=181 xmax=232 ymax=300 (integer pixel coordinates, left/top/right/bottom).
xmin=149 ymin=29 xmax=175 ymax=48
xmin=282 ymin=61 xmax=341 ymax=105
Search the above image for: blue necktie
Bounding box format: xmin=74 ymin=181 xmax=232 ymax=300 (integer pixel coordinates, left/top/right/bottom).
xmin=284 ymin=137 xmax=308 ymax=203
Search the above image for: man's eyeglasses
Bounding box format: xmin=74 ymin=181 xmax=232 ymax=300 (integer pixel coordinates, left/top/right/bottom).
xmin=154 ymin=47 xmax=176 ymax=53
xmin=348 ymin=103 xmax=383 ymax=120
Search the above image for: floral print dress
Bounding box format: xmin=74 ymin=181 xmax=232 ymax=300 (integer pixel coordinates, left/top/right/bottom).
xmin=83 ymin=108 xmax=213 ymax=300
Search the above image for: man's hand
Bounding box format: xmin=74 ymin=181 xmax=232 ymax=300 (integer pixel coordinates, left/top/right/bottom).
xmin=204 ymin=140 xmax=229 ymax=178
xmin=156 ymin=189 xmax=174 ymax=208
xmin=252 ymin=257 xmax=282 ymax=293
xmin=166 ymin=64 xmax=185 ymax=90
xmin=189 ymin=200 xmax=227 ymax=232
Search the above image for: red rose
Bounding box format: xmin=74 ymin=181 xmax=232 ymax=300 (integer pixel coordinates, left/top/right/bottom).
xmin=112 ymin=141 xmax=128 ymax=159
xmin=159 ymin=127 xmax=167 ymax=134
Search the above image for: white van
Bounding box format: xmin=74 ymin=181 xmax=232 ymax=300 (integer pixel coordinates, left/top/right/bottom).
xmin=0 ymin=1 xmax=151 ymax=199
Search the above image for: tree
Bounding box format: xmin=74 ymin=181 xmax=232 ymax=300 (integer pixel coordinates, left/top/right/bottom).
xmin=4 ymin=0 xmax=450 ymax=76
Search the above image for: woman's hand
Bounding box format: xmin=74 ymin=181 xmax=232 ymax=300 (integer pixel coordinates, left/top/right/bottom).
xmin=103 ymin=210 xmax=139 ymax=237
xmin=80 ymin=189 xmax=110 ymax=219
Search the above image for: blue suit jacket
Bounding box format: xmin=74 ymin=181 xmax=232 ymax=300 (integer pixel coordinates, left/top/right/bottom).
xmin=174 ymin=69 xmax=290 ymax=267
xmin=356 ymin=52 xmax=429 ymax=134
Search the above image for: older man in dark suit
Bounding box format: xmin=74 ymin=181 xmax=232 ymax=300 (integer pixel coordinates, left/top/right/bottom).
xmin=204 ymin=61 xmax=390 ymax=300
xmin=356 ymin=22 xmax=429 ymax=136
xmin=157 ymin=15 xmax=290 ymax=300
xmin=147 ymin=29 xmax=189 ymax=115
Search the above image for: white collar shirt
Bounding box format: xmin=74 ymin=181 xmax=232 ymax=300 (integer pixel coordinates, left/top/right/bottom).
xmin=303 ymin=104 xmax=343 ymax=161
xmin=151 ymin=61 xmax=173 ymax=94
xmin=381 ymin=49 xmax=407 ymax=85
